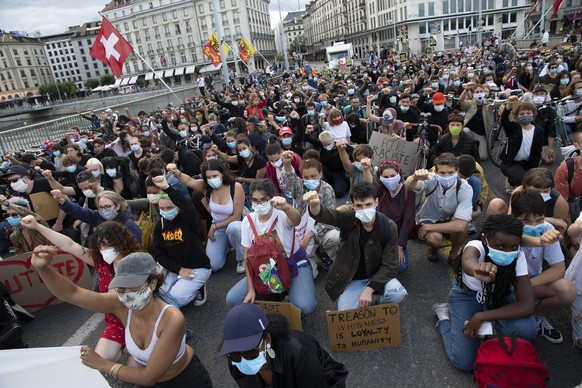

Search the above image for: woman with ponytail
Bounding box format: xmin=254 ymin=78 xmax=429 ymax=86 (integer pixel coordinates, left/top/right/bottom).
xmin=433 ymin=213 xmax=537 ymax=372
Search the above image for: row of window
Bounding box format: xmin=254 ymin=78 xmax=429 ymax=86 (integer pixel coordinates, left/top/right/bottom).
xmin=0 ymin=47 xmax=40 ymax=58
xmin=417 ymin=13 xmax=517 ymax=34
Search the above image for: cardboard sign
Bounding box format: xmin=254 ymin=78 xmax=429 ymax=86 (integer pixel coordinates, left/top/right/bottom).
xmin=0 ymin=252 xmax=92 ymax=312
xmin=29 ymin=192 xmax=59 ymax=221
xmin=429 ymin=36 xmax=437 ymax=47
xmin=326 ymin=304 xmax=401 ymax=352
xmin=399 ymin=53 xmax=407 ymax=61
xmin=369 ymin=131 xmax=418 ymax=176
xmin=255 ymin=301 xmax=302 ymax=331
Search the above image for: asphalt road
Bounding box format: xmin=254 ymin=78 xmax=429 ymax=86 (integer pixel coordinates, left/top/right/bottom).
xmin=18 ymin=154 xmax=582 ymax=388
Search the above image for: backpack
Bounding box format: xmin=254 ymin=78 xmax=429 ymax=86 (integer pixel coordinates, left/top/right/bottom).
xmin=474 ymin=337 xmax=549 ymax=388
xmin=565 ymin=157 xmax=582 ymax=222
xmin=0 ymin=282 xmax=28 ymax=349
xmin=246 ymin=214 xmax=293 ymax=295
xmin=136 ymin=203 xmax=156 ymax=253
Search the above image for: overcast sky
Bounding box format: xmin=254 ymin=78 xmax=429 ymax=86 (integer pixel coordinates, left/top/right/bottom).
xmin=0 ymin=0 xmax=308 ymax=36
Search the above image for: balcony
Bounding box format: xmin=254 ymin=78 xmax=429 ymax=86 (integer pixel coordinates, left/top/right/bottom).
xmin=186 ymin=27 xmax=192 ymax=32
xmin=165 ymin=32 xmax=172 ymax=37
xmin=177 ymin=44 xmax=185 ymax=49
xmin=147 ymin=50 xmax=154 ymax=55
xmin=155 ymin=34 xmax=161 ymax=39
xmin=145 ymin=36 xmax=151 ymax=42
xmin=157 ymin=48 xmax=164 ymax=53
xmin=187 ymin=42 xmax=195 ymax=47
xmin=167 ymin=46 xmax=174 ymax=52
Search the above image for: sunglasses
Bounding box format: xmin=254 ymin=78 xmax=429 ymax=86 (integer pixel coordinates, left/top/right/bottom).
xmin=3 ymin=213 xmax=19 ymax=219
xmin=7 ymin=177 xmax=22 ymax=184
xmin=227 ymin=341 xmax=263 ymax=362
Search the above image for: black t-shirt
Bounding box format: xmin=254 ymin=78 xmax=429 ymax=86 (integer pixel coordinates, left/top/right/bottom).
xmin=237 ymin=153 xmax=267 ymax=179
xmin=354 ymin=226 xmax=370 ymax=280
xmin=72 ymin=185 xmax=97 ymax=210
xmin=467 ymin=105 xmax=486 ymax=136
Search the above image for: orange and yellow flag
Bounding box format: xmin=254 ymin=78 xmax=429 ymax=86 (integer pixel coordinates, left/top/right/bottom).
xmin=238 ymin=36 xmax=256 ymax=63
xmin=203 ymin=32 xmax=230 ymax=67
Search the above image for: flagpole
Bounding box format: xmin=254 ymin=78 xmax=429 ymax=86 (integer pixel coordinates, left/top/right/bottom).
xmin=211 ymin=0 xmax=231 ymax=88
xmin=524 ymin=7 xmax=554 ymax=39
xmin=220 ymin=39 xmax=254 ymax=72
xmin=133 ymin=50 xmax=182 ymax=104
xmin=510 ymin=0 xmax=543 ymax=39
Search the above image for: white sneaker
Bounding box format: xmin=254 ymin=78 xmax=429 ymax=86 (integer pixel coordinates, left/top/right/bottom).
xmin=432 ymin=303 xmax=450 ymax=321
xmin=236 ymin=261 xmax=245 ymax=274
xmin=192 ymin=283 xmax=207 ymax=307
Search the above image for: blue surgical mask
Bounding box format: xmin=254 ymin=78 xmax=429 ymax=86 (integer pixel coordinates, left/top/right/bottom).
xmin=207 ymin=176 xmax=223 ymax=189
xmin=91 ymin=170 xmax=101 ymax=178
xmin=275 ymin=116 xmax=286 ymax=122
xmin=239 ymin=149 xmax=251 ymax=159
xmin=307 ymin=110 xmax=315 ymax=116
xmin=560 ymin=78 xmax=570 ymax=85
xmin=541 ymin=193 xmax=551 ymax=202
xmin=130 ymin=144 xmax=140 ymax=152
xmin=106 ymin=168 xmax=117 ymax=178
xmin=320 ymin=101 xmax=328 ymax=107
xmin=431 ymin=82 xmax=439 ymax=89
xmin=523 ymin=223 xmax=546 ymax=237
xmin=436 ymin=173 xmax=457 ymax=189
xmin=160 ymin=208 xmax=179 ymax=221
xmin=232 ymin=351 xmax=267 ymax=376
xmin=380 ymin=175 xmax=401 ymax=191
xmin=453 ymin=80 xmax=461 ymax=87
xmin=487 ymin=241 xmax=519 ymax=267
xmin=99 ymin=208 xmax=117 ymax=220
xmin=143 ymin=131 xmax=151 ymax=137
xmin=281 ymin=137 xmax=292 ymax=146
xmin=324 ymin=144 xmax=334 ymax=151
xmin=6 ymin=215 xmax=21 ymax=227
xmin=353 ymin=162 xmax=363 ymax=172
xmin=304 ymin=180 xmax=320 ymax=190
xmin=53 ymin=151 xmax=61 ymax=157
xmin=227 ymin=141 xmax=237 ymax=149
xmin=66 ymin=165 xmax=77 ymax=173
xmin=179 ymin=130 xmax=188 ymax=138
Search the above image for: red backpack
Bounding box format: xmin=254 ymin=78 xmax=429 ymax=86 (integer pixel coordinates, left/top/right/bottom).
xmin=474 ymin=337 xmax=549 ymax=388
xmin=246 ymin=214 xmax=292 ymax=295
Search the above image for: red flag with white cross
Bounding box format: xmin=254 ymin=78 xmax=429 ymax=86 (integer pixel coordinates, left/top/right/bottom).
xmin=90 ymin=17 xmax=133 ymax=77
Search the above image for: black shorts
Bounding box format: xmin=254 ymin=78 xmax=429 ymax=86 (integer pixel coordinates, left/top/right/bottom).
xmin=155 ymin=355 xmax=212 ymax=388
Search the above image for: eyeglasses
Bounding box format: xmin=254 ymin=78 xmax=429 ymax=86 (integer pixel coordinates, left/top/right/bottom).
xmin=250 ymin=198 xmax=270 ymax=206
xmin=3 ymin=213 xmax=19 ymax=219
xmin=7 ymin=178 xmax=21 ymax=184
xmin=226 ymin=340 xmax=263 ymax=362
xmin=98 ymin=204 xmax=115 ymax=211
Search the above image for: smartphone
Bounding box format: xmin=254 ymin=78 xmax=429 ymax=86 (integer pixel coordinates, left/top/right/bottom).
xmin=479 ymin=321 xmax=493 ymax=336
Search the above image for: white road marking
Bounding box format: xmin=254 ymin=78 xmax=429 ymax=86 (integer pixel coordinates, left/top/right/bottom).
xmin=62 ymin=313 xmax=104 ymax=346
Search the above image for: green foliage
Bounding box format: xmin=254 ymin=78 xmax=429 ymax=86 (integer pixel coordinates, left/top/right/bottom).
xmin=100 ymin=74 xmax=115 ymax=85
xmin=275 ymin=53 xmax=285 ymax=62
xmin=38 ymin=81 xmax=78 ymax=99
xmin=289 ymin=35 xmax=306 ymax=54
xmin=84 ymin=78 xmax=100 ymax=89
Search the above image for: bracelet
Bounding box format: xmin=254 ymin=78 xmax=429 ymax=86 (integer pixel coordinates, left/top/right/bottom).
xmin=109 ymin=363 xmax=123 ymax=378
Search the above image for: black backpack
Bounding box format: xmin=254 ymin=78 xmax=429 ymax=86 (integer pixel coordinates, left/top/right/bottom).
xmin=0 ymin=282 xmax=28 ymax=349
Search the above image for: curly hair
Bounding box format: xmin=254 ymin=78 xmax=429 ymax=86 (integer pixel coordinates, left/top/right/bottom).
xmin=88 ymin=221 xmax=143 ymax=266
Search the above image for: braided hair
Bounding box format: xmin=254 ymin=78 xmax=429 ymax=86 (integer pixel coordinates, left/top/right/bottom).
xmin=481 ymin=214 xmax=524 ymax=309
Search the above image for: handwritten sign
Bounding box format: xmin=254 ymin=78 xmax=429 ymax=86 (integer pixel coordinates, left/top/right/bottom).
xmin=326 ymin=304 xmax=401 ymax=352
xmin=255 ymin=301 xmax=302 ymax=331
xmin=369 ymin=131 xmax=418 ymax=177
xmin=0 ymin=252 xmax=92 ymax=312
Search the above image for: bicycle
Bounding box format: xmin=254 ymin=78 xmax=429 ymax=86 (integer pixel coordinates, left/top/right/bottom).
xmin=407 ymin=113 xmax=443 ymax=170
xmin=485 ymin=98 xmax=508 ymax=168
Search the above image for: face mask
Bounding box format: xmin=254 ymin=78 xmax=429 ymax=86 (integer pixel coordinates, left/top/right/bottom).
xmin=143 ymin=131 xmax=150 ymax=137
xmin=66 ymin=165 xmax=77 ymax=173
xmin=181 ymin=118 xmax=188 ymax=124
xmin=549 ymin=68 xmax=558 ymax=74
xmin=229 ymin=100 xmax=238 ymax=106
xmin=400 ymin=106 xmax=409 ymax=112
xmin=541 ymin=192 xmax=551 ymax=202
xmin=280 ymin=137 xmax=293 ymax=147
xmin=83 ymin=189 xmax=96 ymax=198
xmin=324 ymin=144 xmax=334 ymax=151
xmin=227 ymin=141 xmax=237 ymax=149
xmin=474 ymin=93 xmax=485 ymax=101
xmin=275 ymin=116 xmax=286 ymax=122
xmin=100 ymin=247 xmax=118 ymax=265
xmin=436 ymin=173 xmax=458 ymax=189
xmin=208 ymin=121 xmax=218 ymax=128
xmin=207 ymin=176 xmax=223 ymax=189
xmin=486 ymin=81 xmax=495 ymax=86
xmin=331 ymin=118 xmax=343 ymax=126
xmin=348 ymin=88 xmax=355 ymax=95
xmin=314 ymin=77 xmax=318 ymax=81
xmin=453 ymin=80 xmax=461 ymax=87
xmin=117 ymin=285 xmax=153 ymax=311
xmin=380 ymin=175 xmax=401 ymax=191
xmin=487 ymin=244 xmax=519 ymax=267
xmin=467 ymin=73 xmax=474 ymax=78
xmin=449 ymin=125 xmax=462 ymax=136
xmin=239 ymin=149 xmax=251 ymax=159
xmin=560 ymin=78 xmax=570 ymax=85
xmin=160 ymin=208 xmax=179 ymax=221
xmin=355 ymin=207 xmax=376 ymax=223
xmin=99 ymin=208 xmax=117 ymax=220
xmin=576 ymin=89 xmax=582 ymax=97
xmin=206 ymin=156 xmax=217 ymax=160
xmin=533 ymin=96 xmax=546 ymax=105
xmin=130 ymin=144 xmax=140 ymax=152
xmin=232 ymin=350 xmax=267 ymax=376
xmin=53 ymin=151 xmax=61 ymax=157
xmin=389 ymin=96 xmax=397 ymax=104
xmin=252 ymin=202 xmax=272 ymax=216
xmin=294 ymin=98 xmax=301 ymax=103
xmin=81 ymin=138 xmax=88 ymax=143
xmin=431 ymin=82 xmax=439 ymax=89
xmin=523 ymin=223 xmax=546 ymax=237
xmin=6 ymin=215 xmax=21 ymax=227
xmin=10 ymin=178 xmax=28 ymax=193
xmin=147 ymin=193 xmax=160 ymax=204
xmin=434 ymin=104 xmax=444 ymax=112
xmin=179 ymin=130 xmax=188 ymax=138
xmin=191 ymin=126 xmax=199 ymax=133
xmin=527 ymin=66 xmax=533 ymax=71
xmin=320 ymin=101 xmax=328 ymax=107
xmin=353 ymin=162 xmax=363 ymax=172
xmin=307 ymin=109 xmax=315 ymax=116
xmin=304 ymin=180 xmax=320 ymax=190
xmin=271 ymin=159 xmax=283 ymax=168
xmin=442 ymin=74 xmax=450 ymax=80
xmin=106 ymin=168 xmax=117 ymax=178
xmin=518 ymin=115 xmax=534 ymax=126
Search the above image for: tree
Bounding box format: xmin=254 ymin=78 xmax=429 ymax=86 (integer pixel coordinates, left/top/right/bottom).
xmin=84 ymin=78 xmax=100 ymax=90
xmin=275 ymin=53 xmax=285 ymax=63
xmin=289 ymin=35 xmax=306 ymax=55
xmin=100 ymin=74 xmax=115 ymax=85
xmin=38 ymin=81 xmax=78 ymax=100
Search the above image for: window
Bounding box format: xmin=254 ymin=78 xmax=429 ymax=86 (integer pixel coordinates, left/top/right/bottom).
xmin=154 ymin=27 xmax=161 ymax=39
xmin=181 ymin=51 xmax=187 ymax=63
xmin=191 ymin=51 xmax=197 ymax=62
xmin=199 ymin=4 xmax=204 ymax=13
xmin=16 ymin=59 xmax=21 ymax=66
xmin=157 ymin=41 xmax=163 ymax=50
xmin=465 ymin=0 xmax=471 ymax=11
xmin=450 ymin=0 xmax=456 ymax=12
xmin=220 ymin=0 xmax=225 ymax=8
xmin=152 ymin=15 xmax=157 ymax=23
xmin=231 ymin=0 xmax=236 ymax=5
xmin=164 ymin=25 xmax=171 ymax=36
xmin=143 ymin=17 xmax=148 ymax=26
xmin=183 ymin=7 xmax=189 ymax=17
xmin=419 ymin=23 xmax=426 ymax=34
xmin=458 ymin=0 xmax=463 ymax=12
xmin=418 ymin=4 xmax=425 ymax=17
xmin=133 ymin=20 xmax=138 ymax=29
xmin=124 ymin=22 xmax=129 ymax=31
xmin=170 ymin=54 xmax=176 ymax=65
xmin=186 ymin=21 xmax=192 ymax=32
xmin=443 ymin=0 xmax=449 ymax=14
xmin=167 ymin=39 xmax=173 ymax=49
xmin=162 ymin=13 xmax=167 ymax=22
xmin=175 ymin=24 xmax=181 ymax=34
xmin=172 ymin=10 xmax=178 ymax=19
xmin=145 ymin=30 xmax=151 ymax=41
xmin=428 ymin=2 xmax=434 ymax=16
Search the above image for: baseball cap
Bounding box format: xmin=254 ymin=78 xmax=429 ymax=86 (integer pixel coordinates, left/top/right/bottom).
xmin=432 ymin=92 xmax=445 ymax=105
xmin=533 ymin=85 xmax=547 ymax=94
xmin=220 ymin=303 xmax=269 ymax=356
xmin=5 ymin=165 xmax=28 ymax=177
xmin=247 ymin=115 xmax=260 ymax=124
xmin=382 ymin=108 xmax=396 ymax=125
xmin=279 ymin=127 xmax=293 ymax=136
xmin=108 ymin=252 xmax=158 ymax=289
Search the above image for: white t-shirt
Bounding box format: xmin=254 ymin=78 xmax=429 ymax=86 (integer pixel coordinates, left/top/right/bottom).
xmin=241 ymin=208 xmax=297 ymax=257
xmin=324 ymin=121 xmax=351 ymax=143
xmin=515 ymin=127 xmax=535 ymax=161
xmin=521 ymin=222 xmax=564 ymax=276
xmin=462 ymin=240 xmax=528 ymax=292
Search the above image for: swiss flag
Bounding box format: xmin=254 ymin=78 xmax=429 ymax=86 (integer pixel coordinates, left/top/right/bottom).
xmin=90 ymin=17 xmax=133 ymax=77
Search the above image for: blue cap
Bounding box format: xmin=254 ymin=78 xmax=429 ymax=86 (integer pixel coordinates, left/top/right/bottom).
xmin=220 ymin=303 xmax=269 ymax=355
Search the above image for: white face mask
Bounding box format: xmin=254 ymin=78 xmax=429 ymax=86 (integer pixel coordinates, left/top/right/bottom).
xmin=147 ymin=193 xmax=160 ymax=204
xmin=100 ymin=247 xmax=118 ymax=265
xmin=82 ymin=189 xmax=96 ymax=198
xmin=533 ymin=96 xmax=546 ymax=105
xmin=252 ymin=202 xmax=272 ymax=216
xmin=355 ymin=207 xmax=376 ymax=224
xmin=271 ymin=159 xmax=283 ymax=168
xmin=10 ymin=178 xmax=28 ymax=193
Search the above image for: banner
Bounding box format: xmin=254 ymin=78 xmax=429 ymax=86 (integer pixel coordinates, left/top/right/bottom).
xmin=203 ymin=32 xmax=230 ymax=67
xmin=326 ymin=304 xmax=401 ymax=352
xmin=0 ymin=252 xmax=92 ymax=312
xmin=254 ymin=301 xmax=302 ymax=331
xmin=368 ymin=131 xmax=418 ymax=177
xmin=239 ymin=36 xmax=256 ymax=63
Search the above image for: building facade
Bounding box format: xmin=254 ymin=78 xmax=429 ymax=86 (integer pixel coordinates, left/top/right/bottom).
xmin=304 ymin=0 xmax=348 ymax=60
xmin=42 ymin=28 xmax=82 ymax=91
xmin=0 ymin=32 xmax=52 ymax=101
xmin=70 ymin=22 xmax=114 ymax=90
xmin=283 ymin=11 xmax=305 ymax=53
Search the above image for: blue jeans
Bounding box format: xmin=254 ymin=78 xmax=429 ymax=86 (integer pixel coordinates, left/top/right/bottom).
xmin=399 ymin=247 xmax=409 ymax=274
xmin=160 ymin=268 xmax=211 ymax=308
xmin=337 ymin=278 xmax=408 ymax=311
xmin=467 ymin=176 xmax=482 ymax=208
xmin=437 ymin=284 xmax=538 ymax=372
xmin=225 ymin=263 xmax=317 ymax=315
xmin=206 ymin=221 xmax=243 ymax=272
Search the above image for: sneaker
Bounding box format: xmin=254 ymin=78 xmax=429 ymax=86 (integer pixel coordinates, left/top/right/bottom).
xmin=316 ymin=246 xmax=333 ymax=270
xmin=505 ymin=178 xmax=514 ymax=194
xmin=0 ymin=321 xmax=24 ymax=350
xmin=185 ymin=329 xmax=194 ymax=341
xmin=193 ymin=283 xmax=207 ymax=307
xmin=427 ymin=247 xmax=442 ymax=263
xmin=468 ymin=222 xmax=477 ymax=234
xmin=236 ymin=261 xmax=245 ymax=274
xmin=536 ymin=316 xmax=563 ymax=344
xmin=432 ymin=303 xmax=450 ymax=321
